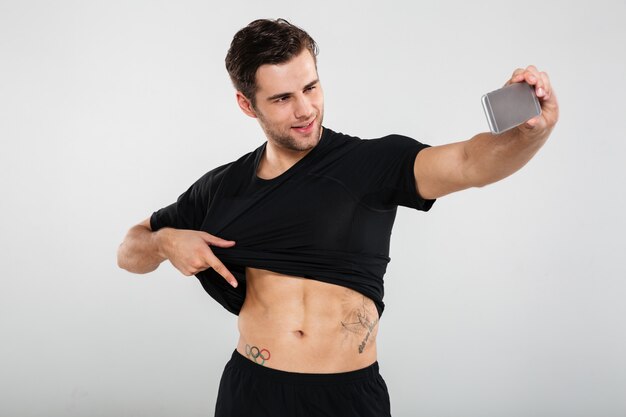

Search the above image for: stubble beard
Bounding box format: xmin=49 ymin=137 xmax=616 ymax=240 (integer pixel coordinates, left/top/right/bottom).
xmin=257 ymin=110 xmax=324 ymax=152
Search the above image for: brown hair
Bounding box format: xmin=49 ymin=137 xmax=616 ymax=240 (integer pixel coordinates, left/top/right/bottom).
xmin=225 ymin=18 xmax=318 ymax=108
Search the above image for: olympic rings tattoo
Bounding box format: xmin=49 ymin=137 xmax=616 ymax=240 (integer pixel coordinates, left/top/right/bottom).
xmin=245 ymin=344 xmax=271 ymax=365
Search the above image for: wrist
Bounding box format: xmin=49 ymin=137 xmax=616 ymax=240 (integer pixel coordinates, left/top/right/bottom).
xmin=154 ymin=228 xmax=173 ymax=260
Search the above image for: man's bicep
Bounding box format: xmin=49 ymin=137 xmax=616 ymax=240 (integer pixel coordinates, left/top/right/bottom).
xmin=413 ymin=141 xmax=471 ymax=200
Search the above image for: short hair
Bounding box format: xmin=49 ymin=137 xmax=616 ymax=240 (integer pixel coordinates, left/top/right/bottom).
xmin=225 ymin=18 xmax=318 ymax=108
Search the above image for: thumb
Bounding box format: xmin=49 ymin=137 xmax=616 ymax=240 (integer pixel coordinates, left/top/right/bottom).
xmin=202 ymin=232 xmax=236 ymax=247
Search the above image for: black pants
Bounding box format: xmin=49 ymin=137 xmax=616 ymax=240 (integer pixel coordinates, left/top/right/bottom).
xmin=214 ymin=349 xmax=392 ymax=417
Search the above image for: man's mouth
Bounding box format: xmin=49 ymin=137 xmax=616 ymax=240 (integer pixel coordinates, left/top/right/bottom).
xmin=292 ymin=119 xmax=315 ymax=133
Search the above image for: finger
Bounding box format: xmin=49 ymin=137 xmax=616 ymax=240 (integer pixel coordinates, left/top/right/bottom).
xmin=538 ymin=71 xmax=552 ymax=100
xmin=524 ymin=116 xmax=540 ymax=128
xmin=206 ymin=253 xmax=238 ymax=287
xmin=526 ymin=65 xmax=549 ymax=96
xmin=513 ymin=66 xmax=544 ymax=98
xmin=507 ymin=66 xmax=544 ymax=100
xmin=524 ymin=68 xmax=539 ymax=86
xmin=525 ymin=64 xmax=539 ymax=74
xmin=202 ymin=232 xmax=236 ymax=247
xmin=529 ymin=69 xmax=552 ymax=100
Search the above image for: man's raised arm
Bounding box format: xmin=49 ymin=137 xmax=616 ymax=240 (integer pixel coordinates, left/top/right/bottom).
xmin=414 ymin=65 xmax=559 ymax=200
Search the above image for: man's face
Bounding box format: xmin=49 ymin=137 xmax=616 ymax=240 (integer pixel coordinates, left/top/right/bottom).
xmin=245 ymin=49 xmax=324 ymax=152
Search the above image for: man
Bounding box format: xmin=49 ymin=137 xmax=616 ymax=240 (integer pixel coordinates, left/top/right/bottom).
xmin=117 ymin=18 xmax=558 ymax=417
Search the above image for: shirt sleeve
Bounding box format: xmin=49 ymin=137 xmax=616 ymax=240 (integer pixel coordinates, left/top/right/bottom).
xmin=359 ymin=134 xmax=436 ymax=211
xmin=150 ymin=163 xmax=230 ymax=231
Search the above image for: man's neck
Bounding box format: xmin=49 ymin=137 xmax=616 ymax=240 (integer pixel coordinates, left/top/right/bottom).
xmin=258 ymin=127 xmax=323 ymax=179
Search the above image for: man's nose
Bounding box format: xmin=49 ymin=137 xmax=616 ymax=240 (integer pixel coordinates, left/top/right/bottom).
xmin=293 ymin=94 xmax=313 ymax=119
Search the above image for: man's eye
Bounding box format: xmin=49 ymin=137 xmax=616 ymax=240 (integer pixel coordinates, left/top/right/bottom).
xmin=306 ymin=86 xmax=316 ymax=92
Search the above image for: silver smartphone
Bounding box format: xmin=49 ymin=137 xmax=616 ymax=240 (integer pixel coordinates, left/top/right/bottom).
xmin=481 ymin=82 xmax=542 ymax=134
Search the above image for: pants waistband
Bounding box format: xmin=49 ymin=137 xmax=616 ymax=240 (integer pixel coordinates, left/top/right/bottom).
xmin=228 ymin=349 xmax=380 ymax=384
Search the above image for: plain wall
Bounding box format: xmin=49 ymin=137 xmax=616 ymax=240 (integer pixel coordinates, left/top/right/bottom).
xmin=1 ymin=0 xmax=625 ymax=416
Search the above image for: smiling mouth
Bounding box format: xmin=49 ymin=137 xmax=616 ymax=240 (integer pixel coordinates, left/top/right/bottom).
xmin=292 ymin=119 xmax=315 ymax=129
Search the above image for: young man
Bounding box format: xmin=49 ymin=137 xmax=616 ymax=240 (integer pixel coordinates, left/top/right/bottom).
xmin=117 ymin=18 xmax=558 ymax=417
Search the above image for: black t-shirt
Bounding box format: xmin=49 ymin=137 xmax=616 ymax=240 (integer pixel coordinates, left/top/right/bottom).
xmin=150 ymin=126 xmax=435 ymax=318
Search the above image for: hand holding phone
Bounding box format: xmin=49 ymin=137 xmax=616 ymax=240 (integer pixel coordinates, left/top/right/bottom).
xmin=481 ymin=82 xmax=542 ymax=134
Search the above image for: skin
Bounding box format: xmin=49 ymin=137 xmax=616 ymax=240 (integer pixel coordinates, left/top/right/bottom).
xmin=235 ymin=49 xmax=325 ymax=178
xmin=414 ymin=65 xmax=559 ymax=199
xmin=117 ymin=49 xmax=559 ymax=373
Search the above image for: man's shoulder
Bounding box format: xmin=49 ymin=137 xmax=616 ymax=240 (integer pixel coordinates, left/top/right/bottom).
xmin=198 ymin=143 xmax=263 ymax=183
xmin=326 ymin=127 xmax=420 ymax=146
xmin=327 ymin=128 xmax=425 ymax=155
xmin=324 ymin=126 xmax=361 ymax=143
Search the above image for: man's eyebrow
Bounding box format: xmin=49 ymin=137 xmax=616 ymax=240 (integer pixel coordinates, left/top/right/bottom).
xmin=303 ymin=79 xmax=319 ymax=90
xmin=266 ymin=79 xmax=319 ymax=101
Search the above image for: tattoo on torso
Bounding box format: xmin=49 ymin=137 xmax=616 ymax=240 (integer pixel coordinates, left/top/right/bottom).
xmin=245 ymin=344 xmax=271 ymax=366
xmin=340 ymin=291 xmax=379 ymax=354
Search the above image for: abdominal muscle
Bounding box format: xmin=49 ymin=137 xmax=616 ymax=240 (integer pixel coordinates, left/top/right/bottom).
xmin=236 ymin=267 xmax=380 ymax=373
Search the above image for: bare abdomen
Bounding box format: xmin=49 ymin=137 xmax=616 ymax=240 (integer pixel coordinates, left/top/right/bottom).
xmin=235 ymin=267 xmax=380 ymax=373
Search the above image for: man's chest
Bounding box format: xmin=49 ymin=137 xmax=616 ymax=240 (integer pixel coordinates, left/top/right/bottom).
xmin=201 ymin=172 xmax=396 ymax=254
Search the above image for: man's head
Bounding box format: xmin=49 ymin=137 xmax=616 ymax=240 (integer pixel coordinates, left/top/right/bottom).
xmin=225 ymin=18 xmax=318 ymax=109
xmin=225 ymin=19 xmax=324 ymax=153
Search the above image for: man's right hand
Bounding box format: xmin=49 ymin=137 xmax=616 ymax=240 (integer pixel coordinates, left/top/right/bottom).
xmin=156 ymin=228 xmax=238 ymax=287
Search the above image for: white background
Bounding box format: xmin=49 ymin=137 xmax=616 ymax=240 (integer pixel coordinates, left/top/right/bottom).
xmin=1 ymin=0 xmax=625 ymax=416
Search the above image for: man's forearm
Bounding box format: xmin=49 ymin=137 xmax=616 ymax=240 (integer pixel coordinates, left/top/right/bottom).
xmin=117 ymin=225 xmax=169 ymax=274
xmin=463 ymin=128 xmax=551 ymax=188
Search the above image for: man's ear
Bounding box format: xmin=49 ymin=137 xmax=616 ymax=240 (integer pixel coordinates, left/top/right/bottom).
xmin=236 ymin=92 xmax=258 ymax=118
